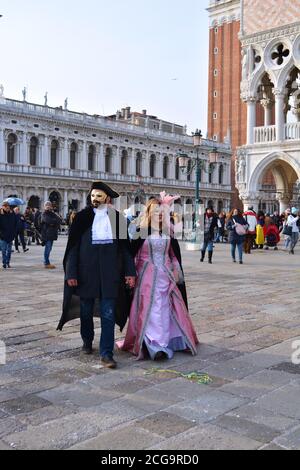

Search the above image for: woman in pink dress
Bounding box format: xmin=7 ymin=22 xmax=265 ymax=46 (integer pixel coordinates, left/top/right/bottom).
xmin=118 ymin=194 xmax=199 ymax=361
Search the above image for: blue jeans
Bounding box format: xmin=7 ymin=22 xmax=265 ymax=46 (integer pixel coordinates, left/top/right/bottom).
xmin=44 ymin=241 xmax=53 ymax=265
xmin=202 ymin=239 xmax=214 ymax=253
xmin=80 ymin=298 xmax=116 ymax=358
xmin=0 ymin=240 xmax=12 ymax=267
xmin=231 ymin=242 xmax=244 ymax=262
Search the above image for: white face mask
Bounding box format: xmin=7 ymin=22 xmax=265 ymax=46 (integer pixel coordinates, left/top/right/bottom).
xmin=91 ymin=189 xmax=108 ymax=208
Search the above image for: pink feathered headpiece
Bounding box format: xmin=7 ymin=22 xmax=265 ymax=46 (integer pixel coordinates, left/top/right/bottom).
xmin=159 ymin=191 xmax=180 ymax=206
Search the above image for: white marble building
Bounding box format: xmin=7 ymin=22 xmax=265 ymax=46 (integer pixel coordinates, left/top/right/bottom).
xmin=238 ymin=2 xmax=300 ymax=213
xmin=0 ymin=94 xmax=232 ymax=217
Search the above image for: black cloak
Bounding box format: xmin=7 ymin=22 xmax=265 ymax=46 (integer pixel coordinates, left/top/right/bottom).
xmin=57 ymin=206 xmax=135 ymax=332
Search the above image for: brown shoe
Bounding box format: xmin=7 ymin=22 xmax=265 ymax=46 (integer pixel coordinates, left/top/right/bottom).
xmin=100 ymin=357 xmax=117 ymax=369
xmin=45 ymin=264 xmax=56 ymax=269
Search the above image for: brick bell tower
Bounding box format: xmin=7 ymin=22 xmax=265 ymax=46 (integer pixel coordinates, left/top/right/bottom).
xmin=207 ymin=0 xmax=247 ymax=206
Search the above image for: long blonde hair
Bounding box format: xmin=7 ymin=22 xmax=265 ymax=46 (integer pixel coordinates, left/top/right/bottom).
xmin=139 ymin=198 xmax=162 ymax=229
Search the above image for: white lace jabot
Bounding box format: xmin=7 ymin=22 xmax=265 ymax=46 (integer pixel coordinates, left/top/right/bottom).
xmin=92 ymin=207 xmax=113 ymax=244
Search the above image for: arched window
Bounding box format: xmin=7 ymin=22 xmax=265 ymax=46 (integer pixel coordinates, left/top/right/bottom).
xmin=88 ymin=145 xmax=95 ymax=171
xmin=150 ymin=154 xmax=156 ymax=178
xmin=209 ymin=163 xmax=214 ymax=184
xmin=218 ymin=200 xmax=223 ymax=214
xmin=51 ymin=140 xmax=59 ymax=168
xmin=136 ymin=152 xmax=142 ymax=177
xmin=121 ymin=150 xmax=128 ymax=175
xmin=49 ymin=191 xmax=61 ymax=213
xmin=70 ymin=142 xmax=77 ymax=170
xmin=175 ymin=158 xmax=180 ymax=180
xmin=7 ymin=133 xmax=17 ymax=164
xmin=219 ymin=164 xmax=224 ymax=185
xmin=163 ymin=156 xmax=169 ymax=179
xmin=208 ymin=200 xmax=214 ymax=210
xmin=105 ymin=147 xmax=112 ymax=173
xmin=30 ymin=137 xmax=38 ymax=166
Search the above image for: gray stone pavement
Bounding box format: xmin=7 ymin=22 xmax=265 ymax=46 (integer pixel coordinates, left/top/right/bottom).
xmin=0 ymin=237 xmax=300 ymax=450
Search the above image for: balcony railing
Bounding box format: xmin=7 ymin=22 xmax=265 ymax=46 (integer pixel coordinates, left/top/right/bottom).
xmin=285 ymin=122 xmax=300 ymax=140
xmin=254 ymin=122 xmax=300 ymax=144
xmin=0 ymin=163 xmax=232 ymax=192
xmin=254 ymin=126 xmax=276 ymax=143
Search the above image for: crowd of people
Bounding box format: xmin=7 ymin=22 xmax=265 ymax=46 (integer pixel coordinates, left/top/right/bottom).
xmin=1 ymin=182 xmax=300 ymax=369
xmin=201 ymin=205 xmax=299 ymax=265
xmin=0 ymin=201 xmax=62 ymax=270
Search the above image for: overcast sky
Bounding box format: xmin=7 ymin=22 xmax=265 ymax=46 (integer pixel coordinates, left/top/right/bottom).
xmin=0 ymin=0 xmax=209 ymax=133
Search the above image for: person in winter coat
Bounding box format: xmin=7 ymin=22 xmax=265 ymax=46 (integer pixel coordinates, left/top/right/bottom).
xmin=243 ymin=206 xmax=257 ymax=254
xmin=200 ymin=207 xmax=218 ymax=264
xmin=0 ymin=202 xmax=18 ymax=269
xmin=14 ymin=207 xmax=29 ymax=253
xmin=287 ymin=207 xmax=299 ymax=255
xmin=41 ymin=201 xmax=61 ymax=269
xmin=226 ymin=209 xmax=248 ymax=265
xmin=265 ymin=220 xmax=280 ymax=250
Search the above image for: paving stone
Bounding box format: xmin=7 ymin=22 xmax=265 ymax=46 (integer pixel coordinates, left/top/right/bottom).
xmin=136 ymin=411 xmax=196 ymax=438
xmin=227 ymin=404 xmax=298 ymax=432
xmin=255 ymin=384 xmax=300 ymax=420
xmin=269 ymin=363 xmax=300 ymax=375
xmin=212 ymin=415 xmax=280 ymax=444
xmin=37 ymin=382 xmax=123 ymax=408
xmin=69 ymin=425 xmax=162 ymax=450
xmin=149 ymin=424 xmax=261 ymax=450
xmin=122 ymin=385 xmax=184 ymax=413
xmin=167 ymin=391 xmax=248 ymax=423
xmin=0 ymin=395 xmax=52 ymax=415
xmin=220 ymin=370 xmax=294 ymax=399
xmin=0 ymin=440 xmax=13 ymax=450
xmin=0 ymin=417 xmax=27 ymax=439
xmin=259 ymin=444 xmax=288 ymax=451
xmin=2 ymin=408 xmax=143 ymax=450
xmin=274 ymin=425 xmax=300 ymax=450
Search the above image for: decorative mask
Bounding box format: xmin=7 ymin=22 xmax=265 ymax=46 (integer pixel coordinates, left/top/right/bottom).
xmin=91 ymin=189 xmax=109 ymax=208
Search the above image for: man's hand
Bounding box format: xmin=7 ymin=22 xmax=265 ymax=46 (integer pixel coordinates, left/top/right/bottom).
xmin=67 ymin=279 xmax=78 ymax=287
xmin=125 ymin=277 xmax=136 ymax=289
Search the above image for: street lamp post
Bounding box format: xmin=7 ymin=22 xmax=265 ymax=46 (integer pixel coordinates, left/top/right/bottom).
xmin=178 ymin=130 xmax=218 ymax=250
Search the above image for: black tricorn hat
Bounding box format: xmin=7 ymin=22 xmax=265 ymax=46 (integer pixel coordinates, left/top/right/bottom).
xmin=90 ymin=181 xmax=119 ymax=199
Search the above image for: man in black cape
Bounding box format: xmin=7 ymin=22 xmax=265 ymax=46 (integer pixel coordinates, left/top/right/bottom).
xmin=57 ymin=181 xmax=136 ymax=369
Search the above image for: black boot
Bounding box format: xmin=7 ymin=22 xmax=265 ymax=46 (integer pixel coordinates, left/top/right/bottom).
xmin=208 ymin=252 xmax=213 ymax=264
xmin=200 ymin=251 xmax=205 ymax=263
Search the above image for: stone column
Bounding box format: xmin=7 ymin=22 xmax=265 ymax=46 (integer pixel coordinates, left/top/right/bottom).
xmin=274 ymin=90 xmax=286 ymax=142
xmin=278 ymin=195 xmax=291 ymax=214
xmin=82 ymin=191 xmax=87 ymax=209
xmin=57 ymin=138 xmax=64 ymax=169
xmin=77 ymin=141 xmax=84 ymax=171
xmin=129 ymin=148 xmax=135 ymax=176
xmin=63 ymin=190 xmax=68 ymax=217
xmin=114 ymin=146 xmax=120 ymax=174
xmin=169 ymin=155 xmax=176 ymax=181
xmin=94 ymin=143 xmax=100 ymax=173
xmin=98 ymin=144 xmax=105 ymax=173
xmin=261 ymin=99 xmax=273 ymax=126
xmin=0 ymin=129 xmax=5 ymax=163
xmin=242 ymin=198 xmax=259 ymax=213
xmin=246 ymin=98 xmax=256 ymax=145
xmin=43 ymin=136 xmax=50 ymax=168
xmin=16 ymin=132 xmax=25 ymax=165
xmin=142 ymin=151 xmax=148 ymax=177
xmin=43 ymin=189 xmax=48 ymax=206
xmin=62 ymin=139 xmax=69 ymax=169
